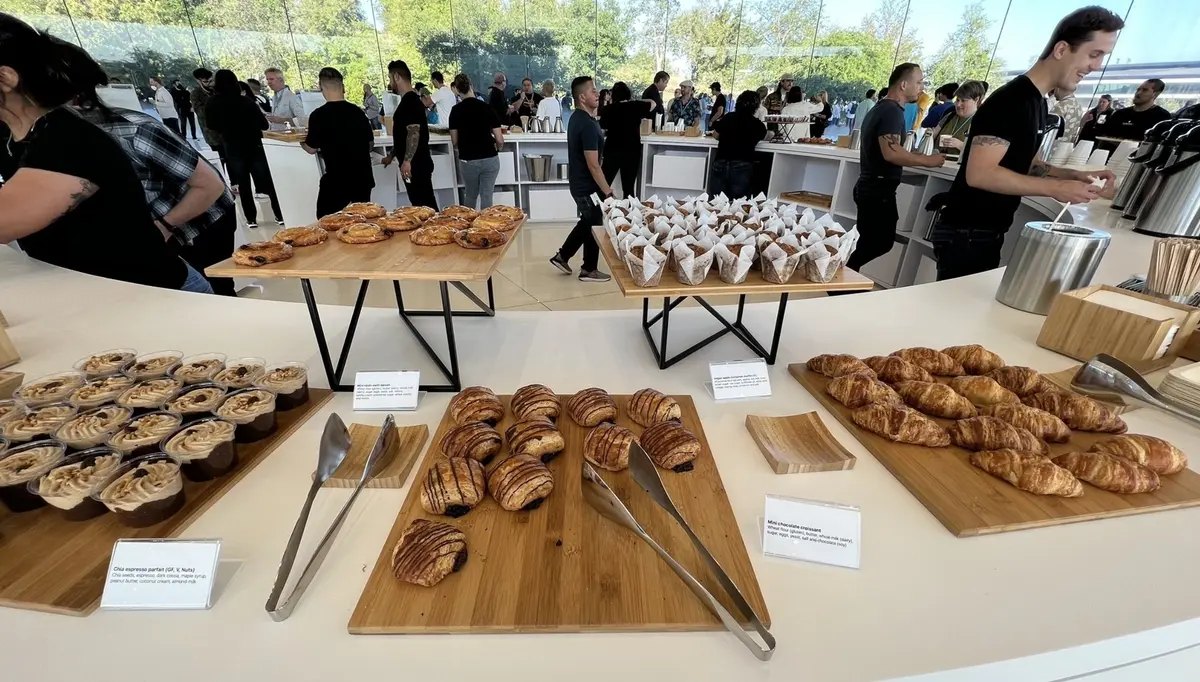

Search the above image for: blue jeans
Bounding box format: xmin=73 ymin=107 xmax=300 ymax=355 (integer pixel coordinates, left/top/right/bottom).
xmin=461 ymin=156 xmax=501 ymax=209
xmin=180 ymin=261 xmax=215 ymax=294
xmin=709 ymin=159 xmax=754 ymax=199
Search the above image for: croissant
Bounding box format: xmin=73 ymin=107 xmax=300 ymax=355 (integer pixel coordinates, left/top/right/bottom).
xmin=439 ymin=422 xmax=503 ymax=463
xmin=1089 ymin=434 xmax=1187 ymax=475
xmin=511 ymin=383 xmax=560 ymax=421
xmin=890 ymin=347 xmax=965 ymax=376
xmin=987 ymin=366 xmax=1048 ymax=397
xmin=894 ymin=380 xmax=976 ymax=419
xmin=826 ymin=372 xmax=902 ymax=409
xmin=504 ymin=417 xmax=566 ymax=463
xmin=941 ymin=344 xmax=1005 ymax=375
xmin=969 ymin=450 xmax=1084 ymax=497
xmin=640 ymin=421 xmax=700 ymax=472
xmin=1022 ymin=391 xmax=1127 ymax=434
xmin=851 ymin=403 xmax=950 ymax=446
xmin=583 ymin=422 xmax=637 ymax=471
xmin=863 ymin=355 xmax=934 ymax=384
xmin=566 ymin=387 xmax=617 ymax=427
xmin=806 ymin=354 xmax=875 ymax=379
xmin=391 ymin=518 xmax=468 ymax=587
xmin=487 ymin=454 xmax=554 ymax=511
xmin=628 ymin=388 xmax=682 ymax=427
xmin=420 ymin=458 xmax=487 ymax=517
xmin=1051 ymin=451 xmax=1160 ymax=493
xmin=449 ymin=386 xmax=504 ymax=426
xmin=949 ymin=376 xmax=1020 ymax=406
xmin=948 ymin=416 xmax=1049 ymax=455
xmin=980 ymin=403 xmax=1071 ymax=443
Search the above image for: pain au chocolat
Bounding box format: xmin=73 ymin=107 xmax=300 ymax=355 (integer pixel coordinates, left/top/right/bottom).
xmin=628 ymin=388 xmax=681 ymax=427
xmin=391 ymin=518 xmax=468 ymax=587
xmin=566 ymin=387 xmax=617 ymax=427
xmin=504 ymin=418 xmax=565 ymax=463
xmin=488 ymin=454 xmax=554 ymax=511
xmin=439 ymin=422 xmax=503 ymax=464
xmin=583 ymin=422 xmax=638 ymax=472
xmin=448 ymin=386 xmax=504 ymax=426
xmin=640 ymin=421 xmax=700 ymax=472
xmin=510 ymin=384 xmax=560 ymax=421
xmin=420 ymin=458 xmax=487 ymax=517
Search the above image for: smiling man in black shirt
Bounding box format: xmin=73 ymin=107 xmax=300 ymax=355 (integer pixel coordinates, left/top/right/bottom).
xmin=382 ymin=60 xmax=437 ymax=209
xmin=303 ymin=67 xmax=375 ymax=218
xmin=933 ymin=7 xmax=1124 ymax=281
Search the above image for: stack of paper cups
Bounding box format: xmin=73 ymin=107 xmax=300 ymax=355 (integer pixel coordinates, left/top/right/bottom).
xmin=1088 ymin=149 xmax=1110 ymax=167
xmin=1068 ymin=140 xmax=1095 ymax=166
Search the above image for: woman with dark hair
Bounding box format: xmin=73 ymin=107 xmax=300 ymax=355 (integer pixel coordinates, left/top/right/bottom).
xmin=709 ymin=90 xmax=768 ymax=199
xmin=447 ymin=73 xmax=503 ymax=209
xmin=0 ymin=13 xmax=209 ymax=292
xmin=204 ymin=68 xmax=282 ymax=228
xmin=599 ymin=81 xmax=654 ymax=198
xmin=598 ymin=88 xmax=612 ymax=115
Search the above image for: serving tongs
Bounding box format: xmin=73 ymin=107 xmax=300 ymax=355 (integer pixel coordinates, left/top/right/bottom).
xmin=1072 ymin=354 xmax=1200 ymax=429
xmin=266 ymin=414 xmax=395 ymax=621
xmin=581 ymin=443 xmax=776 ymax=660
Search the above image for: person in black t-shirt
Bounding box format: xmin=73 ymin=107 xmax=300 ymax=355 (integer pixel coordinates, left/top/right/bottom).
xmin=709 ymin=82 xmax=727 ymax=127
xmin=508 ymin=78 xmax=543 ymax=126
xmin=303 ymin=67 xmax=376 ymax=218
xmin=549 ymin=76 xmax=611 ymax=283
xmin=709 ymin=90 xmax=769 ymax=199
xmin=205 ymin=69 xmax=283 ymax=228
xmin=1099 ymin=79 xmax=1172 ymax=142
xmin=448 ymin=73 xmax=504 ymax=209
xmin=933 ymin=7 xmax=1124 ymax=281
xmin=642 ymin=70 xmax=670 ymax=124
xmin=382 ymin=59 xmax=438 ymax=210
xmin=488 ymin=73 xmax=510 ymax=126
xmin=599 ymin=81 xmax=654 ymax=198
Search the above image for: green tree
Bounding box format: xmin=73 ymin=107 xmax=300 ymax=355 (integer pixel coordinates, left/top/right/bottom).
xmin=669 ymin=0 xmax=752 ymax=87
xmin=925 ymin=1 xmax=1003 ymax=88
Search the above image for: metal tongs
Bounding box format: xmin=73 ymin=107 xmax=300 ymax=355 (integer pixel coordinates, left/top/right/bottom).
xmin=581 ymin=443 xmax=776 ymax=660
xmin=266 ymin=413 xmax=395 ymax=620
xmin=1073 ymin=353 xmax=1200 ymax=428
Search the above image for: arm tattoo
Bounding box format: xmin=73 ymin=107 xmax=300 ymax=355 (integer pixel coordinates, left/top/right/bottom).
xmin=881 ymin=134 xmax=902 ymax=153
xmin=972 ymin=135 xmax=1010 ymax=149
xmin=403 ymin=124 xmax=420 ymax=162
xmin=1029 ymin=160 xmax=1050 ymax=177
xmin=64 ymin=179 xmax=98 ymax=215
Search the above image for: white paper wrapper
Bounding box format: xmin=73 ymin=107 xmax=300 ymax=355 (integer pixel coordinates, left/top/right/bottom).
xmin=801 ymin=243 xmax=841 ymax=283
xmin=674 ymin=237 xmax=715 ymax=285
xmin=753 ymin=192 xmax=767 ymax=202
xmin=625 ymin=241 xmax=667 ymax=287
xmin=714 ymin=241 xmax=756 ymax=284
xmin=799 ymin=207 xmax=816 ymax=226
xmin=761 ymin=234 xmax=803 ymax=284
xmin=616 ymin=227 xmax=655 ymax=260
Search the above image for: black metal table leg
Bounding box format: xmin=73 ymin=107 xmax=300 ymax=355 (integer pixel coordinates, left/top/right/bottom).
xmin=301 ymin=278 xmax=370 ymax=391
xmin=638 ymin=292 xmax=792 ymax=369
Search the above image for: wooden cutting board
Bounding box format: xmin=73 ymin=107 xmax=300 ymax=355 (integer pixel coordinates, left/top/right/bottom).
xmin=0 ymin=389 xmax=333 ymax=616
xmin=789 ymin=366 xmax=1200 ymax=537
xmin=348 ymin=394 xmax=770 ymax=634
xmin=321 ymin=423 xmax=428 ymax=488
xmin=745 ymin=412 xmax=856 ymax=474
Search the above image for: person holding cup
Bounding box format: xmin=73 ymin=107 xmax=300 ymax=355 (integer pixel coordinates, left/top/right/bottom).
xmin=929 ymin=81 xmax=987 ymax=154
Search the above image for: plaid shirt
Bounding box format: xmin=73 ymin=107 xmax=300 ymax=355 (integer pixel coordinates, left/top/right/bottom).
xmin=81 ymin=107 xmax=233 ymax=246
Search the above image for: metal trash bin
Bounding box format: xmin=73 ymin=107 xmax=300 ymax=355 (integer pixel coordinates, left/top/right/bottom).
xmin=995 ymin=221 xmax=1110 ymax=315
xmin=524 ymin=154 xmax=553 ymax=182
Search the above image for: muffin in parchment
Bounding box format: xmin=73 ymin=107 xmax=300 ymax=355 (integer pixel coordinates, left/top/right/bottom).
xmin=165 ymin=383 xmax=227 ymax=421
xmin=256 ymin=362 xmax=309 ymax=411
xmin=107 ymin=411 xmax=183 ymax=458
xmin=2 ymin=402 xmax=78 ymax=444
xmin=54 ymin=404 xmax=134 ymax=450
xmin=215 ymin=389 xmax=277 ymax=443
xmin=161 ymin=417 xmax=239 ymax=481
xmin=31 ymin=446 xmax=123 ymax=520
xmin=171 ymin=353 xmax=227 ymax=384
xmin=0 ymin=440 xmax=66 ymax=512
xmin=74 ymin=349 xmax=136 ymax=378
xmin=69 ymin=375 xmax=136 ymax=410
xmin=212 ymin=358 xmax=266 ymax=390
xmin=125 ymin=351 xmax=184 ymax=380
xmin=94 ymin=453 xmax=186 ymax=528
xmin=116 ymin=378 xmax=184 ymax=413
xmin=16 ymin=371 xmax=86 ymax=407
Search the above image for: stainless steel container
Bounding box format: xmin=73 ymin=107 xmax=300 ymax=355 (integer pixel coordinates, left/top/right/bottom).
xmin=1112 ymin=118 xmax=1177 ymax=210
xmin=552 ymin=117 xmax=564 ymax=133
xmin=524 ymin=154 xmax=553 ymax=182
xmin=995 ymin=221 xmax=1111 ymax=314
xmin=1122 ymin=120 xmax=1196 ymax=220
xmin=849 ymin=129 xmax=861 ymax=150
xmin=1134 ymin=128 xmax=1200 ymax=237
xmin=1036 ymin=114 xmax=1062 ymax=163
xmin=557 ymin=163 xmax=569 ymax=179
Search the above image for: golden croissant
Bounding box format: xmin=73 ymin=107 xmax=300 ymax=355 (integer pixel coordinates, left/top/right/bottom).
xmin=1051 ymin=452 xmax=1160 ymax=493
xmin=827 ymin=372 xmax=902 ymax=409
xmin=890 ymin=347 xmax=965 ymax=376
xmin=941 ymin=344 xmax=1005 ymax=375
xmin=863 ymin=355 xmax=934 ymax=384
xmin=1088 ymin=434 xmax=1187 ymax=475
xmin=948 ymin=416 xmax=1049 ymax=455
xmin=979 ymin=403 xmax=1071 ymax=443
xmin=806 ymin=354 xmax=875 ymax=379
xmin=1021 ymin=391 xmax=1127 ymax=434
xmin=948 ymin=376 xmax=1020 ymax=406
xmin=894 ymin=380 xmax=976 ymax=419
xmin=851 ymin=403 xmax=950 ymax=446
xmin=987 ymin=366 xmax=1048 ymax=397
xmin=969 ymin=449 xmax=1083 ymax=497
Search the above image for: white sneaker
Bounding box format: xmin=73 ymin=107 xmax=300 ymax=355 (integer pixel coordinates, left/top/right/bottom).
xmin=247 ymin=222 xmax=258 ymax=229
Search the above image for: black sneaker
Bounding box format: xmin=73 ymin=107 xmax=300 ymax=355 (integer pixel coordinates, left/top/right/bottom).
xmin=578 ymin=269 xmax=611 ymax=283
xmin=549 ymin=253 xmax=572 ymax=274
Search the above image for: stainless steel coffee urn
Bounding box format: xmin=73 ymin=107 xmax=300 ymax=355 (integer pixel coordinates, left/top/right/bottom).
xmin=1112 ymin=118 xmax=1178 ymax=210
xmin=1134 ymin=127 xmax=1200 ymax=238
xmin=995 ymin=221 xmax=1111 ymax=314
xmin=1122 ymin=120 xmax=1196 ymax=220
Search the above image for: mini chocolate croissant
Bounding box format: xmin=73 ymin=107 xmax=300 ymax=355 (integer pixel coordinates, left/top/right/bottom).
xmin=439 ymin=422 xmax=503 ymax=463
xmin=806 ymin=354 xmax=875 ymax=379
xmin=894 ymin=380 xmax=976 ymax=419
xmin=969 ymin=450 xmax=1083 ymax=497
xmin=851 ymin=403 xmax=950 ymax=446
xmin=987 ymin=366 xmax=1048 ymax=397
xmin=941 ymin=344 xmax=1005 ymax=375
xmin=391 ymin=518 xmax=468 ymax=587
xmin=510 ymin=383 xmax=560 ymax=421
xmin=420 ymin=458 xmax=487 ymax=517
xmin=827 ymin=372 xmax=902 ymax=409
xmin=890 ymin=347 xmax=965 ymax=376
xmin=980 ymin=403 xmax=1071 ymax=443
xmin=1052 ymin=451 xmax=1160 ymax=493
xmin=1022 ymin=391 xmax=1127 ymax=434
xmin=504 ymin=417 xmax=566 ymax=463
xmin=566 ymin=387 xmax=617 ymax=427
xmin=948 ymin=416 xmax=1049 ymax=455
xmin=583 ymin=422 xmax=637 ymax=471
xmin=948 ymin=376 xmax=1020 ymax=406
xmin=488 ymin=454 xmax=554 ymax=511
xmin=863 ymin=355 xmax=934 ymax=384
xmin=628 ymin=388 xmax=681 ymax=427
xmin=640 ymin=421 xmax=700 ymax=472
xmin=1089 ymin=434 xmax=1187 ymax=474
xmin=448 ymin=386 xmax=504 ymax=426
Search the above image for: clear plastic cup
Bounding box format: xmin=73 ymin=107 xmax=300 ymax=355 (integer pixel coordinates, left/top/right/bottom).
xmin=164 ymin=382 xmax=227 ymax=421
xmin=92 ymin=453 xmax=185 ymax=528
xmin=15 ymin=370 xmax=86 ymax=407
xmin=69 ymin=374 xmax=136 ymax=410
xmin=54 ymin=404 xmax=134 ymax=450
xmin=171 ymin=352 xmax=227 ymax=385
xmin=211 ymin=357 xmax=266 ymax=390
xmin=214 ymin=388 xmax=277 ymax=443
xmin=115 ymin=377 xmax=184 ymax=413
xmin=0 ymin=398 xmax=26 ymax=425
xmin=256 ymin=362 xmax=309 ymax=411
xmin=1 ymin=402 xmax=78 ymax=444
xmin=124 ymin=350 xmax=184 ymax=380
xmin=28 ymin=446 xmax=122 ymax=521
xmin=160 ymin=416 xmax=239 ymax=481
xmin=73 ymin=348 xmax=137 ymax=378
xmin=0 ymin=439 xmax=66 ymax=512
xmin=106 ymin=411 xmax=183 ymax=458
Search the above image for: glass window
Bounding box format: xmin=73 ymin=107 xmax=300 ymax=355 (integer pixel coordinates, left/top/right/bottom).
xmin=1101 ymin=0 xmax=1200 ymax=112
xmin=7 ymin=0 xmax=83 ymax=47
xmin=897 ymin=0 xmax=1007 ymax=87
xmin=184 ymin=0 xmax=299 ymax=91
xmin=735 ymin=0 xmax=819 ymax=97
xmin=287 ymin=0 xmax=385 ymax=105
xmin=610 ymin=0 xmax=677 ymax=96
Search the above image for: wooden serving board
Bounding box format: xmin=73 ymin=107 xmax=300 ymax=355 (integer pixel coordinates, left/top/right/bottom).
xmin=789 ymin=366 xmax=1200 ymax=537
xmin=1040 ymin=365 xmax=1138 ymax=414
xmin=0 ymin=389 xmax=333 ymax=616
xmin=348 ymin=394 xmax=770 ymax=634
xmin=321 ymin=423 xmax=428 ymax=489
xmin=745 ymin=412 xmax=856 ymax=474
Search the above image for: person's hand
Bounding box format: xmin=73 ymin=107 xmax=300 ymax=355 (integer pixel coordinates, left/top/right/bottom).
xmin=154 ymin=220 xmax=173 ymax=241
xmin=925 ymin=153 xmax=947 ymax=168
xmin=381 ymin=154 xmax=394 ymax=167
xmin=1049 ymin=179 xmax=1101 ymax=204
xmin=401 ymin=160 xmax=412 ymax=182
xmin=1079 ymin=168 xmax=1117 ymax=199
xmin=944 ymin=137 xmax=964 ymax=151
xmin=1081 ymin=111 xmax=1094 ymax=124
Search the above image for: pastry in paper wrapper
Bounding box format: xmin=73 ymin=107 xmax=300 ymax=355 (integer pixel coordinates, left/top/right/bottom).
xmin=761 ymin=234 xmax=803 ymax=284
xmin=802 ymin=226 xmax=860 ymax=283
xmin=714 ymin=239 xmax=756 ymax=284
xmin=625 ymin=238 xmax=667 ymax=287
xmin=673 ymin=237 xmax=715 ymax=285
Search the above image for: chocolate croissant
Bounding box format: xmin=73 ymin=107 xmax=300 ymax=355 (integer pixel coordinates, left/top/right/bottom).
xmin=488 ymin=454 xmax=554 ymax=511
xmin=987 ymin=366 xmax=1048 ymax=397
xmin=583 ymin=422 xmax=637 ymax=471
xmin=566 ymin=387 xmax=617 ymax=427
xmin=806 ymin=354 xmax=875 ymax=379
xmin=391 ymin=518 xmax=468 ymax=587
xmin=949 ymin=376 xmax=1020 ymax=406
xmin=1089 ymin=434 xmax=1187 ymax=475
xmin=439 ymin=422 xmax=502 ymax=463
xmin=863 ymin=355 xmax=934 ymax=384
xmin=420 ymin=458 xmax=487 ymax=517
xmin=980 ymin=403 xmax=1071 ymax=443
xmin=504 ymin=417 xmax=566 ymax=463
xmin=890 ymin=347 xmax=965 ymax=376
xmin=628 ymin=388 xmax=682 ymax=427
xmin=948 ymin=416 xmax=1049 ymax=455
xmin=827 ymin=372 xmax=901 ymax=409
xmin=1022 ymin=391 xmax=1127 ymax=434
xmin=640 ymin=421 xmax=700 ymax=472
xmin=1051 ymin=451 xmax=1160 ymax=493
xmin=511 ymin=383 xmax=560 ymax=421
xmin=941 ymin=344 xmax=1005 ymax=375
xmin=851 ymin=403 xmax=950 ymax=446
xmin=969 ymin=450 xmax=1083 ymax=497
xmin=449 ymin=386 xmax=504 ymax=426
xmin=894 ymin=380 xmax=976 ymax=419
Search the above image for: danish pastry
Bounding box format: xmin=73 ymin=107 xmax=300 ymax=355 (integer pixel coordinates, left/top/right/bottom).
xmin=583 ymin=422 xmax=637 ymax=471
xmin=272 ymin=225 xmax=327 ymax=247
xmin=948 ymin=416 xmax=1049 ymax=455
xmin=233 ymin=241 xmax=292 ymax=267
xmin=1022 ymin=391 xmax=1127 ymax=433
xmin=391 ymin=518 xmax=468 ymax=587
xmin=894 ymin=380 xmax=976 ymax=419
xmin=505 ymin=417 xmax=565 ymax=462
xmin=409 ymin=224 xmax=457 ymax=246
xmin=394 ymin=205 xmax=436 ymax=223
xmin=890 ymin=347 xmax=965 ymax=376
xmin=481 ymin=205 xmax=524 ymax=221
xmin=980 ymin=403 xmax=1071 ymax=443
xmin=423 ymin=215 xmax=471 ymax=230
xmin=1089 ymin=434 xmax=1187 ymax=474
xmin=317 ymin=211 xmax=359 ymax=231
xmin=452 ymin=227 xmax=508 ymax=249
xmin=851 ymin=403 xmax=949 ymax=446
xmin=826 ymin=372 xmax=902 ymax=409
xmin=970 ymin=450 xmax=1083 ymax=497
xmin=448 ymin=386 xmax=504 ymax=426
xmin=336 ymin=223 xmax=390 ymax=244
xmin=566 ymin=387 xmax=617 ymax=426
xmin=863 ymin=355 xmax=934 ymax=384
xmin=511 ymin=384 xmax=560 ymax=421
xmin=439 ymin=422 xmax=502 ymax=463
xmin=806 ymin=354 xmax=875 ymax=379
xmin=375 ymin=214 xmax=423 ymax=232
xmin=628 ymin=388 xmax=681 ymax=427
xmin=941 ymin=344 xmax=1005 ymax=375
xmin=1051 ymin=451 xmax=1160 ymax=493
xmin=472 ymin=214 xmax=519 ymax=232
xmin=342 ymin=202 xmax=386 ymax=219
xmin=949 ymin=375 xmax=1020 ymax=406
xmin=420 ymin=458 xmax=487 ymax=517
xmin=440 ymin=205 xmax=480 ymax=221
xmin=640 ymin=421 xmax=700 ymax=472
xmin=488 ymin=454 xmax=554 ymax=511
xmin=987 ymin=366 xmax=1048 ymax=397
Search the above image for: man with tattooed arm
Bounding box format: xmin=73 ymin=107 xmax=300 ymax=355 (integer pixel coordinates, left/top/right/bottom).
xmin=382 ymin=59 xmax=438 ymax=210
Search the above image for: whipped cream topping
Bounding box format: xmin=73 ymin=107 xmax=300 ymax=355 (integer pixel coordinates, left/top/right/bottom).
xmin=55 ymin=405 xmax=133 ymax=445
xmin=2 ymin=403 xmax=78 ymax=441
xmin=107 ymin=412 xmax=182 ymax=453
xmin=70 ymin=375 xmax=135 ymax=408
xmin=213 ymin=362 xmax=265 ymax=389
xmin=98 ymin=458 xmax=183 ymax=512
xmin=18 ymin=372 xmax=85 ymax=405
xmin=215 ymin=390 xmax=276 ymax=423
xmin=76 ymin=351 xmax=135 ymax=376
xmin=163 ymin=419 xmax=236 ymax=461
xmin=127 ymin=353 xmax=182 ymax=379
xmin=0 ymin=443 xmax=65 ymax=486
xmin=166 ymin=386 xmax=225 ymax=414
xmin=0 ymin=400 xmax=26 ymax=424
xmin=173 ymin=358 xmax=224 ymax=383
xmin=117 ymin=378 xmax=183 ymax=408
xmin=37 ymin=451 xmax=123 ymax=509
xmin=259 ymin=365 xmax=308 ymax=393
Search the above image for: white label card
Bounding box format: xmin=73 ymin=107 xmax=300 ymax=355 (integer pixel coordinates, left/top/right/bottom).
xmin=101 ymin=539 xmax=221 ymax=610
xmin=353 ymin=371 xmax=419 ymax=411
xmin=709 ymin=359 xmax=772 ymax=400
xmin=762 ymin=495 xmax=860 ymax=569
